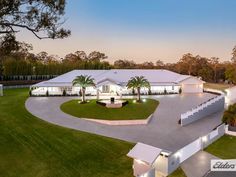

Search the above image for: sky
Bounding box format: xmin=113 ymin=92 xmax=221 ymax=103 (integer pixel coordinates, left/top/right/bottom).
xmin=17 ymin=0 xmax=236 ymax=63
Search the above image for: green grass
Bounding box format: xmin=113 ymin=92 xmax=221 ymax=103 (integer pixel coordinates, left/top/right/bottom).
xmin=61 ymin=99 xmax=159 ymax=120
xmin=204 ymin=83 xmax=232 ymax=91
xmin=168 ymin=168 xmax=187 ymax=177
xmin=204 ymin=135 xmax=236 ymax=159
xmin=0 ymin=88 xmax=134 ymax=177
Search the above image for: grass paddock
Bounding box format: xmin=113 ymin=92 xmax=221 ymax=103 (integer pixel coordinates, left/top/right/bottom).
xmin=0 ymin=89 xmax=133 ymax=177
xmin=204 ymin=135 xmax=236 ymax=159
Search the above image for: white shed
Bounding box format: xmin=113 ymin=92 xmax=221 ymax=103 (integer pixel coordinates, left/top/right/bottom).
xmin=127 ymin=142 xmax=162 ymax=176
xmin=180 ymin=77 xmax=204 ymax=93
xmin=0 ymin=84 xmax=3 ymax=96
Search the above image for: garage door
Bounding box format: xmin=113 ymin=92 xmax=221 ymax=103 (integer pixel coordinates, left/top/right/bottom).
xmin=182 ymin=84 xmax=202 ymax=93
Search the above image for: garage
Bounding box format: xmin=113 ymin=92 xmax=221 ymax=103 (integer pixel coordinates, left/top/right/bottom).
xmin=180 ymin=77 xmax=204 ymax=93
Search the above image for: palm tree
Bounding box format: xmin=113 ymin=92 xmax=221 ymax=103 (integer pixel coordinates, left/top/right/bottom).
xmin=72 ymin=75 xmax=95 ymax=103
xmin=126 ymin=76 xmax=150 ymax=102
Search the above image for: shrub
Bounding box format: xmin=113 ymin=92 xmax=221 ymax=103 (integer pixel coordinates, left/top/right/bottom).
xmin=132 ymin=88 xmax=135 ymax=95
xmin=164 ymin=88 xmax=167 ymax=95
xmin=222 ymin=104 xmax=236 ymax=126
xmin=179 ymin=88 xmax=182 ymax=94
xmin=63 ymin=90 xmax=66 ymax=96
xmin=148 ymin=89 xmax=152 ymax=95
xmin=46 ymin=90 xmax=49 ymax=96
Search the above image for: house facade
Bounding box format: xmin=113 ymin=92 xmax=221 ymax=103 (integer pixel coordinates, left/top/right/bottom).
xmin=30 ymin=69 xmax=204 ymax=97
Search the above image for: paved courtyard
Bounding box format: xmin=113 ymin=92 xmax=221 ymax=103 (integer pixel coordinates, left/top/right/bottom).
xmin=25 ymin=93 xmax=223 ymax=152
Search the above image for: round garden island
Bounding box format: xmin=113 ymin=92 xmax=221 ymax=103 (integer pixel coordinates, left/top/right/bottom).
xmin=60 ymin=98 xmax=159 ymax=124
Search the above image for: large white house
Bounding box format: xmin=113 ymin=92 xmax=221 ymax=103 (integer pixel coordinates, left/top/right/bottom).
xmin=30 ymin=69 xmax=204 ymax=96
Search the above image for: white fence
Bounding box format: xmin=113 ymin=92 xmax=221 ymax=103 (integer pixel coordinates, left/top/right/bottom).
xmin=204 ymin=88 xmax=225 ymax=95
xmin=225 ymin=125 xmax=236 ymax=136
xmin=225 ymin=86 xmax=236 ymax=106
xmin=130 ymin=124 xmax=225 ymax=177
xmin=176 ymin=138 xmax=202 ymax=163
xmin=167 ymin=124 xmax=225 ymax=175
xmin=181 ymin=94 xmax=224 ymax=126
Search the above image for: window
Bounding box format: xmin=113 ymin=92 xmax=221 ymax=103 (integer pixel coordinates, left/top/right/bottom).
xmin=102 ymin=85 xmax=110 ymax=93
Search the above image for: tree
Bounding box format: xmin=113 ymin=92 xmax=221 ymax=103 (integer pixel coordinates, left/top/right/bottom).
xmin=0 ymin=0 xmax=71 ymax=39
xmin=72 ymin=75 xmax=95 ymax=103
xmin=222 ymin=104 xmax=236 ymax=126
xmin=156 ymin=60 xmax=164 ymax=69
xmin=126 ymin=76 xmax=150 ymax=102
xmin=37 ymin=51 xmax=49 ymax=63
xmin=232 ymin=46 xmax=236 ymax=63
xmin=209 ymin=57 xmax=219 ymax=82
xmin=88 ymin=51 xmax=107 ymax=61
xmin=63 ymin=51 xmax=87 ymax=63
xmin=114 ymin=59 xmax=136 ymax=69
xmin=177 ymin=53 xmax=196 ymax=75
xmin=75 ymin=51 xmax=87 ymax=60
xmin=140 ymin=62 xmax=155 ymax=69
xmin=0 ymin=34 xmax=19 ymax=57
xmin=225 ymin=66 xmax=236 ymax=84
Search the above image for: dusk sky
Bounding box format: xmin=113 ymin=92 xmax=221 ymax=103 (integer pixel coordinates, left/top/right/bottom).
xmin=17 ymin=0 xmax=236 ymax=63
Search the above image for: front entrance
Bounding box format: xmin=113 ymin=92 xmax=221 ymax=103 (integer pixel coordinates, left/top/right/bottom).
xmin=102 ymin=85 xmax=110 ymax=93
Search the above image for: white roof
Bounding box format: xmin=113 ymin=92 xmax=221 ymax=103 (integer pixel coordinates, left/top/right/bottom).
xmin=179 ymin=76 xmax=205 ymax=84
xmin=32 ymin=69 xmax=203 ymax=87
xmin=127 ymin=142 xmax=162 ymax=165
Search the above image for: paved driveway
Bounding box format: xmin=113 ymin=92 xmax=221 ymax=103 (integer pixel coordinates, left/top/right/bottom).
xmin=181 ymin=151 xmax=219 ymax=177
xmin=25 ymin=93 xmax=223 ymax=152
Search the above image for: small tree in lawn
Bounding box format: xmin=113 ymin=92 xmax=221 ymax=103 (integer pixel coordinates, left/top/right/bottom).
xmin=72 ymin=75 xmax=95 ymax=103
xmin=126 ymin=76 xmax=150 ymax=102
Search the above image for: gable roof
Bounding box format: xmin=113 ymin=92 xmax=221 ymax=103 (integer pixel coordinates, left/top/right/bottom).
xmin=179 ymin=76 xmax=205 ymax=84
xmin=127 ymin=142 xmax=162 ymax=165
xmin=32 ymin=69 xmax=204 ymax=87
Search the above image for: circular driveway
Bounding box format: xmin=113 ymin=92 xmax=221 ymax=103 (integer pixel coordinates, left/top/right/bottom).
xmin=25 ymin=93 xmax=223 ymax=152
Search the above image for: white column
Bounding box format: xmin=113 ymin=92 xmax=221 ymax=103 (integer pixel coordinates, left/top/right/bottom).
xmin=97 ymin=89 xmax=99 ymax=100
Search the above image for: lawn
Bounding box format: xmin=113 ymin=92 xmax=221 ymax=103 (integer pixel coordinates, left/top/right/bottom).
xmin=204 ymin=135 xmax=236 ymax=159
xmin=204 ymin=83 xmax=232 ymax=91
xmin=168 ymin=168 xmax=187 ymax=177
xmin=61 ymin=99 xmax=159 ymax=120
xmin=0 ymin=88 xmax=134 ymax=177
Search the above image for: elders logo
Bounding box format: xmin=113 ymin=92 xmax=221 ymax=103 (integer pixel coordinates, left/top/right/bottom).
xmin=211 ymin=160 xmax=236 ymax=171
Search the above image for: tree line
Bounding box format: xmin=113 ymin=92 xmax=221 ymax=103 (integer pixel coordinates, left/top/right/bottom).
xmin=0 ymin=39 xmax=236 ymax=84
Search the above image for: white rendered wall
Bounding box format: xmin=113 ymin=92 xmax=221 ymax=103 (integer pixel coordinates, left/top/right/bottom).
xmin=182 ymin=84 xmax=203 ymax=93
xmin=225 ymin=86 xmax=236 ymax=105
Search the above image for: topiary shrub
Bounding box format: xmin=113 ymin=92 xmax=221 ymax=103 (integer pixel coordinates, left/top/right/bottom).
xmin=179 ymin=88 xmax=182 ymax=94
xmin=164 ymin=88 xmax=167 ymax=95
xmin=132 ymin=88 xmax=135 ymax=95
xmin=63 ymin=90 xmax=66 ymax=96
xmin=148 ymin=89 xmax=152 ymax=95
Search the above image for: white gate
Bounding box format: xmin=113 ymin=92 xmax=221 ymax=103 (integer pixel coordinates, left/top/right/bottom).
xmin=177 ymin=138 xmax=202 ymax=163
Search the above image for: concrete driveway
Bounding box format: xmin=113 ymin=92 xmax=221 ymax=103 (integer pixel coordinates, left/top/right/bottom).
xmin=181 ymin=151 xmax=219 ymax=177
xmin=25 ymin=93 xmax=223 ymax=152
